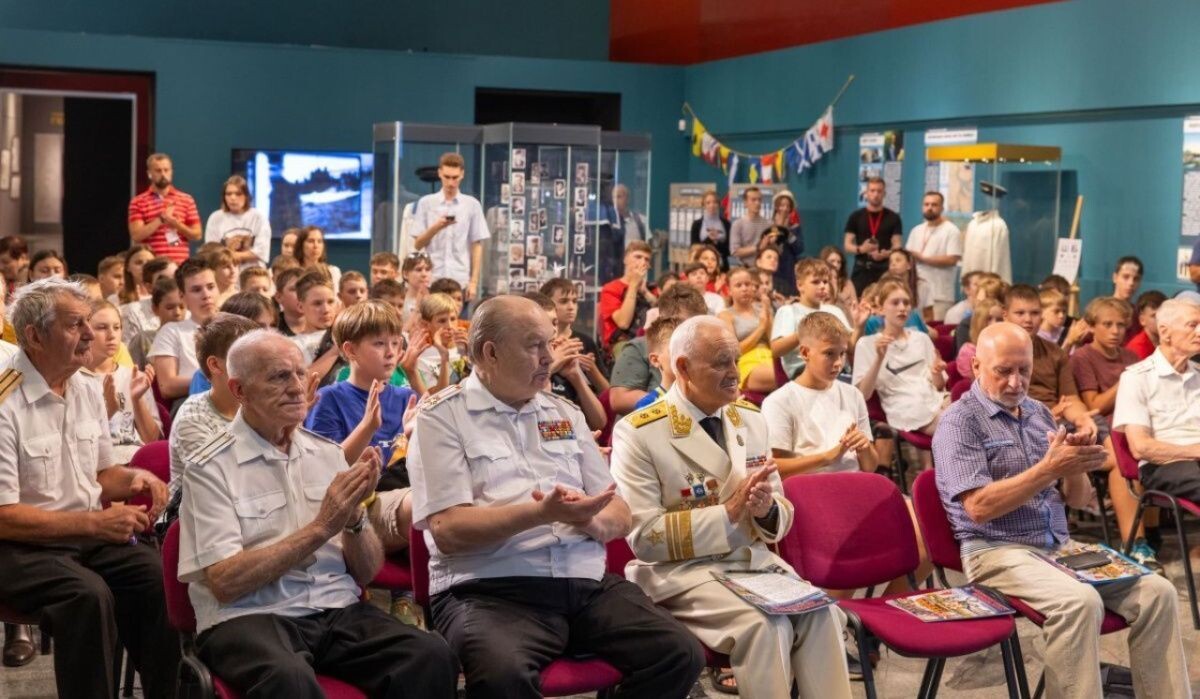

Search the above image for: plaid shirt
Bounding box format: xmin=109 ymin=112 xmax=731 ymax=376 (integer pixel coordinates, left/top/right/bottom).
xmin=932 ymin=382 xmax=1067 ymax=554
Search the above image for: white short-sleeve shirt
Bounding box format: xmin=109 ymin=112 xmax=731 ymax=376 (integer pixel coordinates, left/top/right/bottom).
xmin=148 ymin=318 xmax=200 ymax=380
xmin=407 ymin=374 xmax=613 ymax=595
xmin=204 ymin=208 xmax=272 ymax=270
xmin=762 ymin=380 xmax=873 ymax=474
xmin=0 ymin=351 xmax=114 ymax=512
xmin=852 ymin=329 xmax=945 ymax=431
xmin=771 ymin=302 xmax=851 ymax=378
xmin=411 ymin=191 xmax=490 ymax=286
xmin=177 ymin=414 xmax=360 ymax=633
xmin=1113 ymin=349 xmax=1200 ymax=461
xmin=906 ymin=220 xmax=963 ymax=304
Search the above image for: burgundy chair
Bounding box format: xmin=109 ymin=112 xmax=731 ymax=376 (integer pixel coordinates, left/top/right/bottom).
xmin=933 ymin=331 xmax=956 ymax=363
xmin=596 ymin=389 xmax=616 ymax=448
xmin=1111 ymin=430 xmax=1200 ymax=629
xmin=156 ymin=401 xmax=173 ymax=437
xmin=603 ymin=538 xmax=731 ymax=672
xmin=950 ymin=377 xmax=973 ymax=402
xmin=944 ymin=358 xmax=962 ymax=388
xmin=865 ymin=394 xmax=931 ymax=492
xmin=409 ymin=527 xmax=623 ymax=696
xmin=910 ymin=470 xmax=1130 ymax=698
xmin=128 ymin=441 xmax=170 ymax=488
xmin=161 ymin=522 xmax=366 ymax=698
xmin=780 ymin=472 xmax=1027 ymax=699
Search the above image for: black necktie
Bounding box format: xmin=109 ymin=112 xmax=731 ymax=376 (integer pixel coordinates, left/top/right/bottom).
xmin=699 ymin=416 xmax=723 ymax=447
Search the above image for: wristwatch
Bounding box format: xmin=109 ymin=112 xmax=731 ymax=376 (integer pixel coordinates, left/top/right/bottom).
xmin=345 ymin=507 xmax=368 ymax=535
xmin=754 ymin=502 xmax=779 ymax=527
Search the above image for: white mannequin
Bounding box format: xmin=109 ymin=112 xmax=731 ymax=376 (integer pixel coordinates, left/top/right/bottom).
xmin=961 ymin=182 xmax=1012 ymax=283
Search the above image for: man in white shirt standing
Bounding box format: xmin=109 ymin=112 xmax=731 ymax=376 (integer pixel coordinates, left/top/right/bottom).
xmin=905 ymin=191 xmax=963 ymax=321
xmin=411 ymin=152 xmax=490 ymax=303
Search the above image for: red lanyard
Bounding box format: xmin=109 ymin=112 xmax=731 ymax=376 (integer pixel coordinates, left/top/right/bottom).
xmin=867 ymin=210 xmax=883 ymax=239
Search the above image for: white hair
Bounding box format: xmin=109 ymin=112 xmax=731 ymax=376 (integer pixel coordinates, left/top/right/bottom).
xmin=10 ymin=278 xmax=90 ymax=349
xmin=669 ymin=315 xmax=728 ymax=364
xmin=1156 ymin=298 xmax=1200 ymax=333
xmin=225 ymin=328 xmax=289 ymax=380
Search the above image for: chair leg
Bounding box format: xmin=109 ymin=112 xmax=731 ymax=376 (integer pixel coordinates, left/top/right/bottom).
xmin=1170 ymin=502 xmax=1200 ymax=630
xmin=122 ymin=650 xmax=136 ymax=697
xmin=1123 ymin=497 xmax=1148 ymax=555
xmin=917 ymin=657 xmax=945 ymax=699
xmin=38 ymin=625 xmax=50 ymax=655
xmin=1091 ymin=473 xmax=1113 ymax=547
xmin=999 ymin=637 xmax=1026 ymax=699
xmin=1033 ymin=672 xmax=1045 ymax=699
xmin=848 ymin=614 xmax=877 ymax=699
xmin=1006 ymin=632 xmax=1031 ymax=699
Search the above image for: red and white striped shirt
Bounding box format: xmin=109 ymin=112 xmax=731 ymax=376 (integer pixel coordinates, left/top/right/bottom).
xmin=127 ymin=186 xmax=200 ymax=263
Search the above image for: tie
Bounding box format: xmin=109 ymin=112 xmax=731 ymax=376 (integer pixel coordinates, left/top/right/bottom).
xmin=699 ymin=416 xmax=723 ymax=447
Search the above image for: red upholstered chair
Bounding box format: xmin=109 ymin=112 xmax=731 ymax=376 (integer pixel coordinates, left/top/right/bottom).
xmin=128 ymin=440 xmax=170 ymax=484
xmin=161 ymin=522 xmax=367 ymax=698
xmin=596 ymin=389 xmax=616 ymax=448
xmin=780 ymin=472 xmax=1028 ymax=699
xmin=944 ymin=358 xmax=961 ymax=388
xmin=156 ymin=401 xmax=173 ymax=437
xmin=950 ymin=377 xmax=973 ymax=402
xmin=910 ymin=470 xmax=1130 ymax=698
xmin=1111 ymin=430 xmax=1200 ymax=629
xmin=933 ymin=331 xmax=956 ymax=363
xmin=865 ymin=394 xmax=931 ymax=492
xmin=409 ymin=527 xmax=624 ymax=696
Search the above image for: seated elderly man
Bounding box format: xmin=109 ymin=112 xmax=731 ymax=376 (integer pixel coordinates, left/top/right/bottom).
xmin=611 ymin=315 xmax=852 ymax=699
xmin=1114 ymin=297 xmax=1200 ymax=509
xmin=0 ymin=279 xmax=178 ymax=698
xmin=934 ymin=322 xmax=1189 ymax=698
xmin=178 ymin=329 xmax=457 ymax=698
xmin=407 ymin=295 xmax=703 ymax=699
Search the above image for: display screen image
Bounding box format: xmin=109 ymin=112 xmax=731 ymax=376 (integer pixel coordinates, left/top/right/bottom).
xmin=232 ymin=149 xmax=374 ymax=239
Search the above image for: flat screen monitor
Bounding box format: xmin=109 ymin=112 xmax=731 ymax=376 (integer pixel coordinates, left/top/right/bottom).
xmin=231 ymin=149 xmax=374 ymax=240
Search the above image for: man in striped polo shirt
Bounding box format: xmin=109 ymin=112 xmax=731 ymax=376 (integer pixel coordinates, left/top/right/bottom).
xmin=128 ymin=153 xmax=201 ymax=263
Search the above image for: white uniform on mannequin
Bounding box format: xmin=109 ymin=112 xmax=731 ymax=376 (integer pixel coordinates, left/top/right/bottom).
xmin=961 ymin=182 xmax=1012 ymax=283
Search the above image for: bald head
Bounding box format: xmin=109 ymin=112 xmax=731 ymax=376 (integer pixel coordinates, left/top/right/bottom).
xmin=468 ymin=295 xmax=545 ymax=363
xmin=470 ymin=294 xmax=554 ymax=407
xmin=974 ymin=322 xmax=1033 ymax=409
xmin=225 ymin=328 xmax=311 ymax=435
xmin=226 ymin=329 xmax=300 ymax=380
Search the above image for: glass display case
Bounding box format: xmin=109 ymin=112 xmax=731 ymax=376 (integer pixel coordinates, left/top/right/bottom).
xmin=601 ymin=133 xmax=655 ymax=278
xmin=926 ymin=143 xmax=1069 ymax=286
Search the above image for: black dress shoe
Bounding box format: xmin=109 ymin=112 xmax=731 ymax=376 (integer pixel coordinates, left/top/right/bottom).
xmin=2 ymin=624 xmax=36 ymax=668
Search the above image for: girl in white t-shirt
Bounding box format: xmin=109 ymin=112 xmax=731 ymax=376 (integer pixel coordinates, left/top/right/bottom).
xmin=204 ymin=175 xmax=271 ymax=271
xmin=888 ymin=249 xmax=934 ymax=325
xmin=86 ymin=302 xmax=163 ymax=463
xmin=853 ymin=279 xmax=947 ymax=454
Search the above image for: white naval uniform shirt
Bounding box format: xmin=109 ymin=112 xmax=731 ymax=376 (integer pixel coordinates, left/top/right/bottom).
xmin=0 ymin=350 xmax=115 ymax=512
xmin=410 ymin=191 xmax=490 ymax=287
xmin=1113 ymin=348 xmax=1200 ymax=465
xmin=177 ymin=413 xmax=360 ymax=633
xmin=407 ymin=374 xmax=614 ymax=596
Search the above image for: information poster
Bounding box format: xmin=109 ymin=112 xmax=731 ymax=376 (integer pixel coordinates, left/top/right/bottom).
xmin=858 ymin=131 xmax=903 ymax=209
xmin=668 ymin=183 xmax=715 ymax=269
xmin=924 ymin=127 xmax=977 ymax=220
xmin=1179 ymin=116 xmax=1200 ymax=281
xmin=1052 ymin=238 xmax=1082 ymax=284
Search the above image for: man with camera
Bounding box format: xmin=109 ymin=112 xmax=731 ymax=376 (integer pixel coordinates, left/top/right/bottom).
xmin=412 ymin=152 xmax=489 ymax=303
xmin=933 ymin=322 xmax=1188 ymax=698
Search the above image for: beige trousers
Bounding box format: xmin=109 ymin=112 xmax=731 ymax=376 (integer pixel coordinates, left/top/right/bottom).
xmin=660 ymin=580 xmax=852 ymax=699
xmin=963 ymin=541 xmax=1190 ymax=699
xmin=368 ymin=488 xmax=410 ymax=552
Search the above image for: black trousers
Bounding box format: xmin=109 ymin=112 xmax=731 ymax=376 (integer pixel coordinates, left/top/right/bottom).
xmin=1141 ymin=460 xmax=1200 ymax=504
xmin=197 ymin=601 xmax=457 ymax=699
xmin=0 ymin=537 xmax=180 ymax=699
xmin=432 ymin=574 xmax=704 ymax=699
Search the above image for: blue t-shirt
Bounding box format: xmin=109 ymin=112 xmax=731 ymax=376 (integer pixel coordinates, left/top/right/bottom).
xmin=863 ymin=310 xmax=930 ymax=335
xmin=633 ymin=385 xmax=666 ymax=410
xmin=189 ymin=371 xmax=212 ymax=395
xmin=304 ymin=381 xmax=415 ymax=465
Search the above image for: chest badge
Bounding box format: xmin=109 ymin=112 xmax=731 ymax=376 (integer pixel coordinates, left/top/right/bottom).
xmin=537 ymin=419 xmax=575 ymax=441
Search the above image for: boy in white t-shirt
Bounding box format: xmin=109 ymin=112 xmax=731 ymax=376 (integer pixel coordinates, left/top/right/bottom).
xmin=764 ymin=311 xmax=877 ymax=476
xmin=149 ymin=258 xmax=218 ymax=400
xmin=770 ymin=258 xmax=851 ymax=379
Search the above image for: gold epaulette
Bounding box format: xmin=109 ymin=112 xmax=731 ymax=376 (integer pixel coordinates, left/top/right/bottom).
xmin=0 ymin=369 xmax=21 ymax=405
xmin=734 ymin=398 xmax=760 ymax=413
xmin=626 ymin=401 xmax=668 ymax=428
xmin=418 ymin=383 xmax=463 ymax=412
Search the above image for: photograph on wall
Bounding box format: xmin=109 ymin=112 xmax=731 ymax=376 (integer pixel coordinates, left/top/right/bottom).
xmin=529 ymin=162 xmax=541 ymax=184
xmin=575 ymin=162 xmax=589 ymax=185
xmin=529 ymin=185 xmax=540 ymax=203
xmin=526 ymin=236 xmax=543 ymax=256
xmin=552 ymin=225 xmax=565 ymax=244
xmin=524 ymin=280 xmax=541 ymax=294
xmin=511 ymin=196 xmax=525 ymax=217
xmin=527 ymin=255 xmax=545 ymax=278
xmin=553 ymin=179 xmax=567 ymax=199
xmin=1181 ymin=116 xmax=1200 ymax=237
xmin=508 ymin=268 xmax=524 ymax=283
xmin=573 ymin=233 xmax=587 ymax=255
xmin=538 ymin=207 xmax=549 ymax=230
xmin=574 ymin=208 xmax=585 ymax=230
xmin=572 ymin=281 xmax=585 ymax=299
xmin=574 ymin=186 xmax=587 ymax=207
xmin=509 ymin=243 xmax=525 ymax=264
xmin=511 ymin=171 xmax=526 ymax=195
xmin=500 ymin=183 xmax=511 ymax=201
xmin=857 ymin=131 xmax=903 ymax=208
xmin=509 ymin=218 xmax=525 ymax=240
xmin=512 ymin=148 xmax=526 ymax=171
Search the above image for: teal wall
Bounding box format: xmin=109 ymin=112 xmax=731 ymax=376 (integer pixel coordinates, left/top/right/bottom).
xmin=0 ymin=27 xmax=682 ymax=273
xmin=683 ymin=0 xmax=1200 ymax=300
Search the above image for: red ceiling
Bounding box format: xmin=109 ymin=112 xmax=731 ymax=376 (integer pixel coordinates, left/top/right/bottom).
xmin=610 ymin=0 xmax=1062 ymax=65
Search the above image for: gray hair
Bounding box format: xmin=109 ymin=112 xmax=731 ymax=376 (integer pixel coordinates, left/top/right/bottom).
xmin=468 ymin=295 xmax=534 ymax=363
xmin=1156 ymin=298 xmax=1200 ymax=333
xmin=225 ymin=328 xmax=288 ymax=380
xmin=669 ymin=315 xmax=728 ymax=364
xmin=10 ymin=278 xmax=91 ymax=349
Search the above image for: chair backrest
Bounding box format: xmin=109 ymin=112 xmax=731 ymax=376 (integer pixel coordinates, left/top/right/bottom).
xmin=605 ymin=538 xmax=635 ymax=577
xmin=127 ymin=440 xmax=171 ymax=510
xmin=409 ymin=526 xmax=431 ymax=608
xmin=944 ymin=359 xmax=961 ymax=388
xmin=865 ymin=394 xmax=887 ymax=424
xmin=934 ymin=332 xmax=956 ymax=363
xmin=156 ymin=401 xmax=173 ymax=437
xmin=779 ymin=472 xmax=920 ymax=590
xmin=1110 ymin=430 xmax=1140 ymax=481
xmin=162 ymin=521 xmax=197 ymax=633
xmin=596 ymin=389 xmax=616 ymax=447
xmin=910 ymin=470 xmax=964 ymax=573
xmin=950 ymin=377 xmax=973 ymax=403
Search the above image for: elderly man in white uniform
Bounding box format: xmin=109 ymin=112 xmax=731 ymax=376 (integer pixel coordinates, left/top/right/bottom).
xmin=610 ymin=315 xmax=852 ymax=699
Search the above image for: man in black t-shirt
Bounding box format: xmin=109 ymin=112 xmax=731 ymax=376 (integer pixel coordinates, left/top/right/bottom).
xmin=844 ymin=176 xmax=902 ymax=294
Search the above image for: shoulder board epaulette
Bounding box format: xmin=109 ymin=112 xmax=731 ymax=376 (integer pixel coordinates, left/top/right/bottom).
xmin=1127 ymin=359 xmax=1154 ymax=374
xmin=734 ymin=398 xmax=760 ymax=413
xmin=626 ymin=400 xmax=668 ymax=428
xmin=419 ymin=383 xmax=463 ymax=412
xmin=298 ymin=427 xmax=342 ymax=447
xmin=542 ymin=390 xmax=580 ymax=411
xmin=0 ymin=368 xmax=21 ymax=405
xmin=186 ymin=432 xmax=235 ymax=465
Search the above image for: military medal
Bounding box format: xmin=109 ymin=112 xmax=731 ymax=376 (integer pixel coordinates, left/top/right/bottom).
xmin=745 ymin=454 xmax=768 ymax=471
xmin=537 ymin=419 xmax=575 ymax=441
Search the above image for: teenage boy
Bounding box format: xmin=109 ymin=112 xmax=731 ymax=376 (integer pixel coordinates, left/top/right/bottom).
xmin=1112 ymin=256 xmax=1144 ymax=342
xmin=306 ymin=301 xmax=417 ymax=553
xmin=632 ymin=316 xmax=680 ymax=410
xmin=609 ymin=284 xmax=707 ymax=414
xmin=370 ymin=278 xmax=406 ymax=314
xmin=272 ymin=266 xmax=306 ymax=336
xmin=290 ymin=270 xmax=340 ymax=384
xmin=540 ymin=277 xmax=609 ymax=398
xmin=764 ymin=312 xmax=877 ymax=477
xmin=369 ymin=252 xmax=401 ymax=286
xmin=943 ymin=271 xmax=980 ymax=326
xmin=168 ymin=313 xmax=258 ymax=494
xmin=150 ymin=257 xmax=218 ymax=400
xmin=683 ymin=262 xmax=726 ymax=314
xmin=770 ymin=258 xmax=852 ymax=379
xmin=238 ymin=267 xmax=272 ymax=298
xmin=338 ymin=270 xmax=369 ymax=308
xmin=729 ymin=187 xmax=772 ymax=267
xmin=524 ymin=292 xmax=607 ymax=431
xmin=97 ymin=255 xmax=125 ymax=301
xmin=129 ymin=277 xmax=186 ymax=369
xmin=1126 ymin=290 xmax=1166 ymax=360
xmin=411 ymin=152 xmax=489 ymax=301
xmin=598 ymin=241 xmax=657 ymax=350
